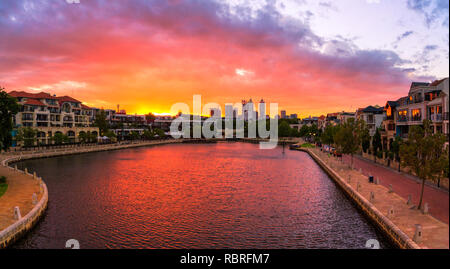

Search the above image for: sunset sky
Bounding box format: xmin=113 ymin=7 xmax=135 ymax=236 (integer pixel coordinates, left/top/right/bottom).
xmin=1 ymin=0 xmax=449 ymax=117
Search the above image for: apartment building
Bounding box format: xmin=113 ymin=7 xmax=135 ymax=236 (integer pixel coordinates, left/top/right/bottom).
xmin=317 ymin=115 xmax=326 ymax=130
xmin=8 ymin=91 xmax=99 ymax=145
xmin=380 ymin=101 xmax=399 ymax=150
xmin=356 ymin=106 xmax=384 ymax=136
xmin=338 ymin=111 xmax=356 ymax=124
xmin=396 ymin=79 xmax=449 ymax=138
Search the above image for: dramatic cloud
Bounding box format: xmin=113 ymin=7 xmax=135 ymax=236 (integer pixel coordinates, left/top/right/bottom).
xmin=0 ymin=0 xmax=443 ymax=115
xmin=407 ymin=0 xmax=449 ymax=27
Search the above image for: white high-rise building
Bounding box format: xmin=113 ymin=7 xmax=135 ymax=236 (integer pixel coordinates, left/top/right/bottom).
xmin=258 ymin=99 xmax=266 ymax=120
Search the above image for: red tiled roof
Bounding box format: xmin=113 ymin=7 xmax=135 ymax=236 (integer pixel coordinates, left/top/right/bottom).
xmin=57 ymin=96 xmax=81 ymax=103
xmin=8 ymin=91 xmax=58 ymax=99
xmin=81 ymin=104 xmax=91 ymax=109
xmin=23 ymin=99 xmax=46 ymax=106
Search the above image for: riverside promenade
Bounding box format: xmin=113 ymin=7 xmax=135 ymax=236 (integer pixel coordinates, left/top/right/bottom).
xmin=303 ymin=146 xmax=449 ymax=249
xmin=341 ymin=154 xmax=449 ymax=225
xmin=0 ymin=140 xmax=182 ymax=247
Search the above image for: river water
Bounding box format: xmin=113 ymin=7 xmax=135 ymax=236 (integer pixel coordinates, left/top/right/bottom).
xmin=14 ymin=142 xmax=391 ymax=249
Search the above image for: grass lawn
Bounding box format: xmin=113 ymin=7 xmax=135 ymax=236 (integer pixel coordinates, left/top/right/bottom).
xmin=0 ymin=183 xmax=7 ymax=198
xmin=301 ymin=143 xmax=315 ymax=148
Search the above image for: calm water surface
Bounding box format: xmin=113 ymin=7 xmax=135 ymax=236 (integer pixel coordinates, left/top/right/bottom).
xmin=14 ymin=142 xmax=391 ymax=249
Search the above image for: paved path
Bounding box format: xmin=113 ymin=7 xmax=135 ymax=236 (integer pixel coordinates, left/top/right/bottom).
xmin=310 ymin=148 xmax=448 ymax=249
xmin=0 ymin=164 xmax=41 ymax=231
xmin=342 ymin=154 xmax=449 ymax=225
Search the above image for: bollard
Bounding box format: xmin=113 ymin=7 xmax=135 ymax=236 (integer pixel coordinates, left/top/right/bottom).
xmin=407 ymin=195 xmax=412 ymax=205
xmin=14 ymin=165 xmax=17 ymax=171
xmin=387 ymin=206 xmax=395 ymax=217
xmin=413 ymin=224 xmax=422 ymax=243
xmin=388 ymin=184 xmax=393 ymax=193
xmin=370 ymin=191 xmax=375 ymax=203
xmin=33 ymin=171 xmax=37 ymax=179
xmin=357 ymin=182 xmax=361 ymax=192
xmin=24 ymin=167 xmax=28 ymax=174
xmin=14 ymin=206 xmax=22 ymax=220
xmin=39 ymin=182 xmax=43 ymax=194
xmin=32 ymin=193 xmax=38 ymax=205
xmin=375 ymin=177 xmax=380 ymax=185
xmin=422 ymin=203 xmax=429 ymax=215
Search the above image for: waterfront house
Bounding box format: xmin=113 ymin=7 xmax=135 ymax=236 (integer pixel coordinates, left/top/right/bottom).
xmin=8 ymin=91 xmax=99 ymax=145
xmin=356 ymin=106 xmax=384 ymax=136
xmin=395 ymin=78 xmax=449 ymax=139
xmin=380 ymin=101 xmax=399 ymax=150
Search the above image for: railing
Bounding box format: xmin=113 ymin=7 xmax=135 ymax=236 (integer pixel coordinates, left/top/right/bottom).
xmin=397 ymin=117 xmax=408 ymax=122
xmin=430 ymin=114 xmax=443 ymax=122
xmin=444 ymin=112 xmax=449 ymax=121
xmin=410 ymin=116 xmax=422 ymax=122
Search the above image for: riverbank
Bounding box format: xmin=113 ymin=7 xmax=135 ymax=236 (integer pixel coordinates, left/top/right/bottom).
xmin=4 ymin=138 xmax=445 ymax=249
xmin=292 ymin=146 xmax=449 ymax=249
xmin=0 ymin=157 xmax=47 ymax=248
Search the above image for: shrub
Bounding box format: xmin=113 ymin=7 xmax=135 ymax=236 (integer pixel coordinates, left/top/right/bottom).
xmin=0 ymin=176 xmax=6 ymax=184
xmin=376 ymin=150 xmax=383 ymax=159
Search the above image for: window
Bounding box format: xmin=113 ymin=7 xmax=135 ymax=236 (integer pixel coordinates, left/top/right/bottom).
xmin=411 ymin=109 xmax=421 ymax=121
xmin=398 ymin=110 xmax=408 ymax=122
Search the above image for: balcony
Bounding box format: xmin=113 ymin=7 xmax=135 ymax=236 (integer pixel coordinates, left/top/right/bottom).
xmin=36 ymin=115 xmax=48 ymax=121
xmin=409 ymin=116 xmax=422 ymax=122
xmin=430 ymin=114 xmax=443 ymax=122
xmin=445 ymin=112 xmax=449 ymax=121
xmin=397 ymin=116 xmax=408 ymax=122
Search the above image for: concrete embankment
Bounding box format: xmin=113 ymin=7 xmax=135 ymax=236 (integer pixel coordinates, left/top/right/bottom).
xmin=0 ymin=156 xmax=48 ymax=248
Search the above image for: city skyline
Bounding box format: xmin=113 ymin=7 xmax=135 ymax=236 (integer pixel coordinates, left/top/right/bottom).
xmin=1 ymin=0 xmax=449 ymax=117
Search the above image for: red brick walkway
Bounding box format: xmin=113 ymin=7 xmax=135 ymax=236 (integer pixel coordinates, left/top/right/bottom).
xmin=342 ymin=154 xmax=449 ymax=224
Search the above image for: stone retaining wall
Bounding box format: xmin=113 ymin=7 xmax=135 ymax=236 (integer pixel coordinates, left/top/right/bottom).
xmin=297 ymin=148 xmax=420 ymax=249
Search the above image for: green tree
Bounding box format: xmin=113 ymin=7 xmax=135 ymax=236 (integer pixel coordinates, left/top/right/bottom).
xmin=436 ymin=145 xmax=449 ymax=188
xmin=142 ymin=130 xmax=155 ymax=140
xmin=145 ymin=113 xmax=156 ymax=122
xmin=278 ymin=121 xmax=291 ymax=137
xmin=298 ymin=125 xmax=309 ymax=137
xmin=399 ymin=120 xmax=448 ymax=209
xmin=360 ymin=124 xmax=371 ymax=153
xmin=154 ymin=128 xmax=166 ymax=138
xmin=333 ymin=118 xmax=362 ymax=168
xmin=88 ymin=132 xmax=97 ymax=143
xmin=52 ymin=133 xmax=69 ymax=145
xmin=94 ymin=109 xmax=109 ymax=136
xmin=0 ymin=88 xmax=20 ymax=150
xmin=104 ymin=130 xmax=117 ymax=140
xmin=321 ymin=125 xmax=338 ymax=145
xmin=372 ymin=128 xmax=382 ymax=163
xmin=289 ymin=127 xmax=300 ymax=137
xmin=130 ymin=131 xmax=140 ymax=140
xmin=391 ymin=136 xmax=402 ymax=172
xmin=16 ymin=127 xmax=37 ymax=147
xmin=78 ymin=132 xmax=88 ymax=143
